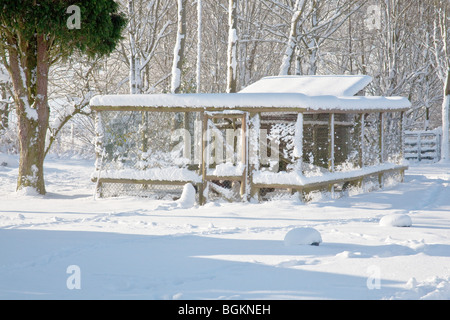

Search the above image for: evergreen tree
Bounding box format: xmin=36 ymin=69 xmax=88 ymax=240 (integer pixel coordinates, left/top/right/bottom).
xmin=0 ymin=0 xmax=126 ymax=194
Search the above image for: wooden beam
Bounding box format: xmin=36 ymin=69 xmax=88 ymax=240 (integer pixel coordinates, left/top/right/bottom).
xmin=91 ymin=178 xmax=198 ymax=186
xmin=328 ymin=113 xmax=335 ymax=172
xmin=241 ymin=113 xmax=248 ymax=198
xmin=249 ymin=113 xmax=261 ymax=201
xmin=400 ymin=111 xmax=405 ymax=162
xmin=205 ymin=175 xmax=245 ymax=182
xmin=379 ymin=112 xmax=385 ymax=164
xmin=92 ymin=105 xmax=411 ymax=114
xmin=199 ymin=111 xmax=208 ymax=205
xmin=378 ymin=112 xmax=385 ymax=188
xmin=358 ymin=113 xmax=365 ymax=168
xmin=253 ymin=165 xmax=409 ymax=191
xmin=91 ymin=105 xmax=310 ymax=114
xmin=294 ymin=113 xmax=304 ymax=173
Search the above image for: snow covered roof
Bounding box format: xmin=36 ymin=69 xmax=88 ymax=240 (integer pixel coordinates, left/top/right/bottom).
xmin=90 ymin=92 xmax=411 ymax=113
xmin=239 ymin=75 xmax=373 ymax=96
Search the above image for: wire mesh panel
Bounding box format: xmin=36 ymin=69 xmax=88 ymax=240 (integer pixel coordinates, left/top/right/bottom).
xmin=256 ymin=111 xmax=406 ymax=202
xmin=260 ymin=112 xmax=299 ymax=173
xmin=303 ymin=113 xmax=362 ymax=175
xmin=362 ymin=112 xmax=382 ymax=167
xmin=303 ymin=113 xmax=330 ymax=173
xmin=202 ymin=112 xmax=248 ymax=202
xmin=97 ymin=182 xmax=187 ymax=200
xmin=94 ymin=110 xmax=202 ymax=198
xmin=333 ymin=113 xmax=360 ymax=172
xmin=383 ymin=112 xmax=404 ymax=164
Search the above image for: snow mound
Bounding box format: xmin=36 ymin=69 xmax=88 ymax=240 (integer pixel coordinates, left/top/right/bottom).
xmin=379 ymin=214 xmax=412 ymax=227
xmin=284 ymin=227 xmax=322 ymax=246
xmin=176 ymin=183 xmax=196 ymax=208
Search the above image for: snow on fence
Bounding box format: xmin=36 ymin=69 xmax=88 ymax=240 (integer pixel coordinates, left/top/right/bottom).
xmin=90 ymin=93 xmax=410 ymax=204
xmin=404 ymin=129 xmax=442 ymax=163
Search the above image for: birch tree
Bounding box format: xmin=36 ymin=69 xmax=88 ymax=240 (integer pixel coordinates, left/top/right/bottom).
xmin=279 ymin=0 xmax=307 ymax=76
xmin=227 ymin=0 xmax=239 ymax=93
xmin=278 ymin=0 xmax=362 ymax=76
xmin=433 ymin=0 xmax=450 ymax=161
xmin=196 ymin=0 xmax=203 ymax=93
xmin=171 ymin=0 xmax=187 ymax=94
xmin=128 ymin=0 xmax=140 ymax=94
xmin=122 ymin=0 xmax=174 ymax=94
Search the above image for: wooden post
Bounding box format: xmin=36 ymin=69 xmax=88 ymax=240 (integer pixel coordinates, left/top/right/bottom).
xmin=199 ymin=112 xmax=208 ymax=205
xmin=399 ymin=111 xmax=405 ymax=163
xmin=328 ymin=113 xmax=335 ymax=195
xmin=378 ymin=112 xmax=385 ymax=188
xmin=294 ymin=113 xmax=304 ymax=173
xmin=249 ymin=113 xmax=261 ymax=201
xmin=359 ymin=113 xmax=365 ymax=168
xmin=292 ymin=113 xmax=304 ymax=200
xmin=328 ymin=113 xmax=335 ymax=172
xmin=357 ymin=113 xmax=365 ymax=189
xmin=240 ymin=113 xmax=248 ymax=199
xmin=399 ymin=111 xmax=406 ymax=183
xmin=442 ymin=68 xmax=450 ymax=161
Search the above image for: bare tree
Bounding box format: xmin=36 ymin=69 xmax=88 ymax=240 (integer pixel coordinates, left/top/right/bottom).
xmin=227 ymin=0 xmax=239 ymax=93
xmin=279 ymin=0 xmax=307 ymax=76
xmin=121 ymin=0 xmax=174 ymax=94
xmin=171 ymin=0 xmax=187 ymax=94
xmin=196 ymin=0 xmax=203 ymax=93
xmin=433 ymin=0 xmax=450 ymax=161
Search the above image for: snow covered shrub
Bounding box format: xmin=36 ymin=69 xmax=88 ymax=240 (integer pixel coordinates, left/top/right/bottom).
xmin=284 ymin=227 xmax=322 ymax=246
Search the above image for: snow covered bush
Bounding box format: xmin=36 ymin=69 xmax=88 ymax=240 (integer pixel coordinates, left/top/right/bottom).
xmin=284 ymin=227 xmax=322 ymax=246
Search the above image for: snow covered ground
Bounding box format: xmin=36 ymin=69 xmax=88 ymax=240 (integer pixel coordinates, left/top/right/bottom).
xmin=0 ymin=154 xmax=449 ymax=300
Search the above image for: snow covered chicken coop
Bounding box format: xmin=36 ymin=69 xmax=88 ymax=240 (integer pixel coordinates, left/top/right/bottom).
xmin=90 ymin=75 xmax=411 ymax=204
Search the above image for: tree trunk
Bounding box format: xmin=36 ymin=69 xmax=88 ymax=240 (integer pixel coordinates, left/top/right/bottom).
xmin=442 ymin=68 xmax=450 ymax=162
xmin=8 ymin=35 xmax=50 ymax=194
xmin=279 ymin=0 xmax=306 ymax=76
xmin=196 ymin=0 xmax=202 ymax=93
xmin=227 ymin=0 xmax=238 ymax=93
xmin=128 ymin=0 xmax=137 ymax=94
xmin=171 ymin=0 xmax=187 ymax=94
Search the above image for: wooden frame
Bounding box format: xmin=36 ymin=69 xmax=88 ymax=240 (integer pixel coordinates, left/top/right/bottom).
xmin=199 ymin=111 xmax=248 ymax=205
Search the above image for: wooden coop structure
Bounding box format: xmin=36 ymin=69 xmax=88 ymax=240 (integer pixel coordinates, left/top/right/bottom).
xmin=90 ymin=75 xmax=411 ymax=204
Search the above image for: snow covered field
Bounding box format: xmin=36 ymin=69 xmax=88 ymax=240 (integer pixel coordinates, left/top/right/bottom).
xmin=0 ymin=154 xmax=449 ymax=300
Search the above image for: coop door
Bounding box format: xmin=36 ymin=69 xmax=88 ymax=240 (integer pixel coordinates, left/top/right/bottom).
xmin=202 ymin=111 xmax=248 ymax=201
